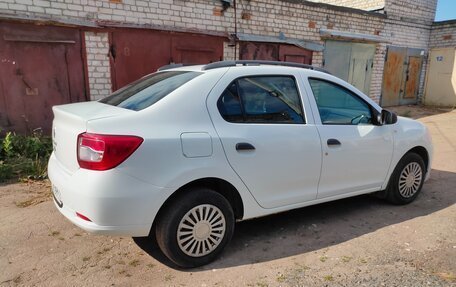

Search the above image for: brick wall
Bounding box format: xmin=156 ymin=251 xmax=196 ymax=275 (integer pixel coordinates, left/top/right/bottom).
xmin=430 ymin=20 xmax=456 ymax=48
xmin=0 ymin=0 xmax=393 ymax=102
xmin=222 ymin=0 xmax=386 ymax=102
xmin=305 ymin=0 xmax=384 ymax=11
xmin=384 ymin=0 xmax=437 ymax=24
xmin=84 ymin=32 xmax=112 ymax=100
xmin=381 ymin=0 xmax=438 ymax=102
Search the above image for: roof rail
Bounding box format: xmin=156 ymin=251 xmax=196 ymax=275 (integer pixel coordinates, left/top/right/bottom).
xmin=157 ymin=63 xmax=184 ymax=71
xmin=202 ymin=60 xmax=331 ymax=74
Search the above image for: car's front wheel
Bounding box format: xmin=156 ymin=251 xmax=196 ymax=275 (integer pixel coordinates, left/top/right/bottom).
xmin=386 ymin=152 xmax=426 ymax=205
xmin=155 ymin=187 xmax=235 ymax=268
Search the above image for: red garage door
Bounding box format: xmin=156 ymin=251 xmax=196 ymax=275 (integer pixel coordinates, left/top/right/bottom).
xmin=0 ymin=22 xmax=87 ymax=135
xmin=109 ymin=29 xmax=224 ymax=90
xmin=240 ymin=42 xmax=313 ymax=64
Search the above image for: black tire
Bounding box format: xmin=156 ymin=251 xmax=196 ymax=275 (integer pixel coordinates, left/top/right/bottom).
xmin=155 ymin=187 xmax=235 ymax=268
xmin=385 ymin=152 xmax=426 ymax=205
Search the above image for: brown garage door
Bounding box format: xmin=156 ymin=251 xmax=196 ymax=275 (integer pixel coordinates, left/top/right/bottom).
xmin=0 ymin=22 xmax=87 ymax=135
xmin=109 ymin=29 xmax=224 ymax=90
xmin=381 ymin=46 xmax=424 ymax=107
xmin=240 ymin=42 xmax=313 ymax=64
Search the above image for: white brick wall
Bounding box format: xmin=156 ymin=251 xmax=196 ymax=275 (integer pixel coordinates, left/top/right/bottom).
xmin=84 ymin=32 xmax=112 ymax=100
xmin=381 ymin=0 xmax=438 ymax=102
xmin=306 ymin=0 xmax=385 ymax=11
xmin=430 ymin=21 xmax=456 ymax=48
xmin=0 ymin=0 xmax=438 ymax=104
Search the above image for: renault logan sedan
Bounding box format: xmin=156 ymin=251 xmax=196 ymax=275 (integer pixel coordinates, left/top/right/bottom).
xmin=48 ymin=60 xmax=432 ymax=268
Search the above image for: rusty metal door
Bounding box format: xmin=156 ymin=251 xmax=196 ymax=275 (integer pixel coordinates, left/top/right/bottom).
xmin=171 ymin=33 xmax=223 ymax=65
xmin=240 ymin=42 xmax=279 ymax=61
xmin=278 ymin=45 xmax=312 ymax=64
xmin=381 ymin=46 xmax=424 ymax=106
xmin=402 ymin=55 xmax=423 ymax=103
xmin=381 ymin=46 xmax=405 ymax=106
xmin=324 ymin=40 xmax=375 ymax=95
xmin=0 ymin=22 xmax=87 ymax=135
xmin=109 ymin=29 xmax=224 ymax=90
xmin=240 ymin=42 xmax=312 ymax=64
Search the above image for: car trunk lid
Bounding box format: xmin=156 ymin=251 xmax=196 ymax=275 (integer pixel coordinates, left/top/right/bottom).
xmin=52 ymin=101 xmax=133 ymax=173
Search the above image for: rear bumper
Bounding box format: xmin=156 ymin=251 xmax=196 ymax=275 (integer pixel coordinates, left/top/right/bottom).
xmin=48 ymin=153 xmax=173 ymax=237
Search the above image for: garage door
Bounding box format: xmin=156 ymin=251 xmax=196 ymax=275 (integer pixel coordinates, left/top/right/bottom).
xmin=239 ymin=42 xmax=313 ymax=64
xmin=0 ymin=22 xmax=87 ymax=135
xmin=324 ymin=40 xmax=375 ymax=95
xmin=109 ymin=29 xmax=224 ymax=90
xmin=381 ymin=46 xmax=424 ymax=107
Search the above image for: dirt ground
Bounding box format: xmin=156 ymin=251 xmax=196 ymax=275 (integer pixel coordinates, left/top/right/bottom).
xmin=1 ymin=106 xmax=455 ymax=287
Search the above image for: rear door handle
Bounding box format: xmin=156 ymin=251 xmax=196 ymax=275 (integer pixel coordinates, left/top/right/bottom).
xmin=327 ymin=138 xmax=341 ymax=146
xmin=236 ymin=142 xmax=255 ymax=151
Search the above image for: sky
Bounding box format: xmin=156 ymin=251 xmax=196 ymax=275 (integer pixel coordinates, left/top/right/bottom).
xmin=434 ymin=0 xmax=456 ymax=21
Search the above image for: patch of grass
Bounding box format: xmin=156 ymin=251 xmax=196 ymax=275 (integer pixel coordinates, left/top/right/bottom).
xmin=294 ymin=263 xmax=310 ymax=273
xmin=276 ymin=273 xmax=286 ymax=283
xmin=323 ymin=275 xmax=334 ymax=281
xmin=256 ymin=282 xmax=268 ymax=287
xmin=341 ymin=256 xmax=352 ymax=263
xmin=359 ymin=258 xmax=367 ymax=264
xmin=49 ymin=231 xmax=60 ymax=237
xmin=58 ymin=237 xmax=65 ymax=241
xmin=129 ymin=259 xmax=140 ymax=267
xmin=0 ymin=131 xmax=52 ymax=182
xmin=74 ymin=233 xmax=82 ymax=237
xmin=437 ymin=272 xmax=456 ymax=282
xmin=319 ymin=256 xmax=328 ymax=263
xmin=104 ymin=265 xmax=111 ymax=269
xmin=146 ymin=263 xmax=155 ymax=268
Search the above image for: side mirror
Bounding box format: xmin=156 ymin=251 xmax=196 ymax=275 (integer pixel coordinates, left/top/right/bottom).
xmin=381 ymin=109 xmax=398 ymax=125
xmin=372 ymin=109 xmax=383 ymax=126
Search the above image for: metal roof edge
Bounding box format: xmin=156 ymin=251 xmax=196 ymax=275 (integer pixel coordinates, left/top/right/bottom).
xmin=280 ymin=0 xmax=387 ymax=19
xmin=0 ymin=13 xmax=99 ymax=28
xmin=320 ymin=29 xmax=391 ymax=44
xmin=236 ymin=33 xmax=324 ymax=51
xmin=432 ymin=19 xmax=456 ymax=26
xmin=96 ymin=21 xmax=228 ymax=38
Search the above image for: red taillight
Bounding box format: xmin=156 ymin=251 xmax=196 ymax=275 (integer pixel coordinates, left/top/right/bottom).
xmin=77 ymin=133 xmax=143 ymax=171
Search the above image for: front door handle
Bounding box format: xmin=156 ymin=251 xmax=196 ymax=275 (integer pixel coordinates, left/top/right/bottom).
xmin=327 ymin=138 xmax=341 ymax=146
xmin=236 ymin=142 xmax=255 ymax=151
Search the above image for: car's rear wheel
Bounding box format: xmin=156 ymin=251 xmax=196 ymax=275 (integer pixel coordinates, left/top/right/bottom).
xmin=155 ymin=188 xmax=234 ymax=268
xmin=385 ymin=152 xmax=426 ymax=205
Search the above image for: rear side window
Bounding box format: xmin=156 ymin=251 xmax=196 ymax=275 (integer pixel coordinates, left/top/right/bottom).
xmin=100 ymin=71 xmax=202 ymax=111
xmin=217 ymin=76 xmax=305 ymax=124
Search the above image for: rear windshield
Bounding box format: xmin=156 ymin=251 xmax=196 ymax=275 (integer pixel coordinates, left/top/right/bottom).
xmin=99 ymin=71 xmax=202 ymax=111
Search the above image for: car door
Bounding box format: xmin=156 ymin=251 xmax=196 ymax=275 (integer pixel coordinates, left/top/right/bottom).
xmin=207 ymin=68 xmax=322 ymax=209
xmin=304 ymin=77 xmax=394 ymax=199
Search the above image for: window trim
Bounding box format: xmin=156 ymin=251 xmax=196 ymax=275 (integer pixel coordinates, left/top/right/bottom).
xmin=308 ymin=77 xmax=376 ymax=126
xmin=217 ymin=74 xmax=307 ymax=125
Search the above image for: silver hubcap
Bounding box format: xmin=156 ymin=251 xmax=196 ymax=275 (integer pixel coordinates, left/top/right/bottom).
xmin=398 ymin=162 xmax=423 ymax=198
xmin=177 ymin=204 xmax=226 ymax=257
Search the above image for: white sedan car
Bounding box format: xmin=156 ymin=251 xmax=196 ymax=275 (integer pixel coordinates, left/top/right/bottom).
xmin=48 ymin=60 xmax=432 ymax=267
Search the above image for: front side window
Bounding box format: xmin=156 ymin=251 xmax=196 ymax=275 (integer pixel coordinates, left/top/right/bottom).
xmin=308 ymin=78 xmax=372 ymax=125
xmin=100 ymin=71 xmax=202 ymax=111
xmin=217 ymin=76 xmax=305 ymax=124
